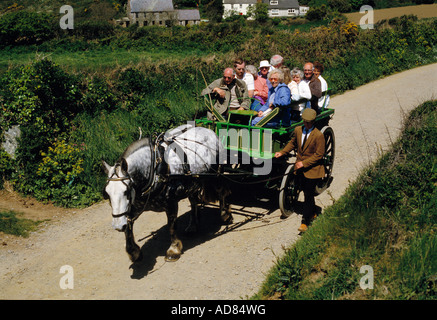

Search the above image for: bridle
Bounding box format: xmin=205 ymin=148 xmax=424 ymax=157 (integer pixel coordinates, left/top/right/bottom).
xmin=105 ymin=169 xmax=134 ymax=219
xmin=105 ymin=136 xmax=160 ymax=221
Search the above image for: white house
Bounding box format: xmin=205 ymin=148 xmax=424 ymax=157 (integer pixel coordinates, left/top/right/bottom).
xmin=223 ymin=0 xmax=307 ymax=19
xmin=223 ymin=0 xmax=257 ymax=18
xmin=299 ymin=5 xmax=309 ymax=16
xmin=264 ymin=0 xmax=301 ymax=18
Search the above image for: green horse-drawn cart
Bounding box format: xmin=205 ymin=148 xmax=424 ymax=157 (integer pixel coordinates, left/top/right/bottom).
xmin=195 ymin=98 xmax=335 ymax=218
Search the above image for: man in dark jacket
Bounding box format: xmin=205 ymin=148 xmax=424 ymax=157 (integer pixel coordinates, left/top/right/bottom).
xmin=303 ymin=62 xmax=322 ymax=112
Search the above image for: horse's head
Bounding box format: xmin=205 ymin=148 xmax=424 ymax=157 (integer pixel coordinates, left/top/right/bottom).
xmin=102 ymin=158 xmax=136 ymax=232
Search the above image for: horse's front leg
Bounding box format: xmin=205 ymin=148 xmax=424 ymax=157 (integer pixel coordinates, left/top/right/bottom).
xmin=125 ymin=219 xmax=142 ymax=262
xmin=185 ymin=194 xmax=199 ymax=233
xmin=165 ymin=200 xmax=183 ymax=262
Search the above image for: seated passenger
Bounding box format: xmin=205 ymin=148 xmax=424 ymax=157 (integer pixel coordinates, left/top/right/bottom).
xmin=201 ymin=67 xmax=250 ymax=120
xmin=246 ymin=64 xmax=269 ymax=112
xmin=303 ymin=62 xmax=322 ymax=113
xmin=234 ymin=58 xmax=254 ymax=99
xmin=313 ymin=61 xmax=330 ymax=109
xmin=280 ymin=66 xmax=292 ymax=86
xmin=290 ymin=67 xmax=311 ymax=121
xmin=251 ymin=69 xmax=292 ymax=127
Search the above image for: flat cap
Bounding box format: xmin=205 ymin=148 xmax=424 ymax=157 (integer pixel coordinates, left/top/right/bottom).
xmin=302 ymin=108 xmax=317 ymax=121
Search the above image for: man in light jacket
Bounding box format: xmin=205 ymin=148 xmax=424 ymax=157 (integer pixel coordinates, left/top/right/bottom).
xmin=201 ymin=68 xmax=250 ymax=120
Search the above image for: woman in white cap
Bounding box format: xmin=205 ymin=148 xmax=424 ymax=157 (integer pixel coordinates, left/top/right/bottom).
xmin=258 ymin=60 xmax=271 ymax=80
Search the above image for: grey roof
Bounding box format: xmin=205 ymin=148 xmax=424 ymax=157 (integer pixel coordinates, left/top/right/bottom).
xmin=177 ymin=9 xmax=200 ymax=21
xmin=262 ymin=0 xmax=300 ymax=9
xmin=130 ymin=0 xmax=174 ymax=13
xmin=223 ymin=0 xmax=257 ymax=4
xmin=223 ymin=1 xmax=300 ymax=9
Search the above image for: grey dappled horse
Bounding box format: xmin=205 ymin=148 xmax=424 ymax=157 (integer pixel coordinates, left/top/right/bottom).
xmin=102 ymin=125 xmax=232 ymax=263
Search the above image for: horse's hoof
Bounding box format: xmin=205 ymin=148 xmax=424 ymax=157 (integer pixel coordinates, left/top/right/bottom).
xmin=165 ymin=254 xmax=181 ymax=262
xmin=128 ymin=249 xmax=143 ymax=263
xmin=221 ymin=213 xmax=233 ymax=225
xmin=165 ymin=240 xmax=182 ymax=262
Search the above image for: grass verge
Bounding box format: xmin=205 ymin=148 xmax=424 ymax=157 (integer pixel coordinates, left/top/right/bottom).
xmin=0 ymin=210 xmax=44 ymax=237
xmin=254 ymin=100 xmax=437 ymax=300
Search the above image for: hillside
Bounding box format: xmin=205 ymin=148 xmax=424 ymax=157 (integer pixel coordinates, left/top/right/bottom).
xmin=256 ymin=99 xmax=437 ymax=300
xmin=0 ymin=0 xmax=126 ymax=21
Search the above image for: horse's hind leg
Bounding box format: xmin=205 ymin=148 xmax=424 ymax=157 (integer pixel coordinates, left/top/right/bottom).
xmin=219 ymin=184 xmax=233 ymax=224
xmin=165 ymin=201 xmax=183 ymax=262
xmin=125 ymin=221 xmax=142 ymax=262
xmin=220 ymin=199 xmax=233 ymax=224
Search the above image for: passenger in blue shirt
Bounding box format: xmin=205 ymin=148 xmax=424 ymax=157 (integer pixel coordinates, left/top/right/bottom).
xmin=251 ymin=68 xmax=292 ymax=127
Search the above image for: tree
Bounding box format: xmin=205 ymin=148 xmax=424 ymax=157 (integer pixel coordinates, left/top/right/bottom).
xmin=174 ymin=0 xmax=199 ymax=7
xmin=204 ymin=0 xmax=223 ymax=23
xmin=252 ymin=2 xmax=269 ymax=23
xmin=327 ymin=0 xmax=352 ymax=12
xmin=305 ymin=5 xmax=328 ymax=21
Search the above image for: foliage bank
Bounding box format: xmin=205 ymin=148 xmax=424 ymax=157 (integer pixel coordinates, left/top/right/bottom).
xmin=255 ymin=100 xmax=437 ymax=300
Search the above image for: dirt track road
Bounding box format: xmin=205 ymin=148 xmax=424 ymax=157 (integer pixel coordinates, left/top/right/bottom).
xmin=1 ymin=63 xmax=436 ymax=300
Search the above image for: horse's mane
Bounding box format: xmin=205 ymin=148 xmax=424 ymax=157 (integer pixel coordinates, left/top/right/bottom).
xmin=119 ymin=138 xmax=151 ymax=162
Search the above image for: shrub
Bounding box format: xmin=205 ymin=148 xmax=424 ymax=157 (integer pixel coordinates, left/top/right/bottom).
xmin=305 ymin=5 xmax=328 ymax=21
xmin=0 ymin=10 xmax=57 ymax=46
xmin=80 ymin=76 xmax=118 ymax=114
xmin=32 ymin=138 xmax=100 ymax=207
xmin=37 ymin=139 xmax=85 ymax=190
xmin=1 ymin=59 xmax=81 ymax=133
xmin=74 ymin=20 xmax=115 ymax=40
xmin=116 ymin=67 xmax=149 ymax=110
xmin=0 ymin=150 xmax=14 ymax=189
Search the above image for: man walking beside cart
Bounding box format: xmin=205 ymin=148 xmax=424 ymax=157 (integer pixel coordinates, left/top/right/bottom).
xmin=275 ymin=108 xmax=325 ymax=232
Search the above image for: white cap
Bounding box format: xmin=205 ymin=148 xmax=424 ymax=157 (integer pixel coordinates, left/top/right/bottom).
xmin=259 ymin=60 xmax=271 ymax=69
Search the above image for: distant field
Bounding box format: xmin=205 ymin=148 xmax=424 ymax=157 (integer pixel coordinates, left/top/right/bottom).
xmin=345 ymin=3 xmax=437 ymax=25
xmin=0 ymin=48 xmax=210 ymax=74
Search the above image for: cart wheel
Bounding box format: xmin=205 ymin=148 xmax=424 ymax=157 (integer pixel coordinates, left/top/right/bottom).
xmin=316 ymin=126 xmax=335 ymax=195
xmin=279 ymin=164 xmax=301 ymax=218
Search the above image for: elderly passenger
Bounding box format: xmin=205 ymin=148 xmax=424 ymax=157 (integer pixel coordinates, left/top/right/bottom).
xmin=251 ymin=68 xmax=292 ymax=127
xmin=246 ymin=64 xmax=269 ymax=111
xmin=201 ymin=67 xmax=250 ymax=120
xmin=313 ymin=61 xmax=330 ymax=109
xmin=289 ymin=67 xmax=312 ymax=121
xmin=303 ymin=62 xmax=322 ymax=112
